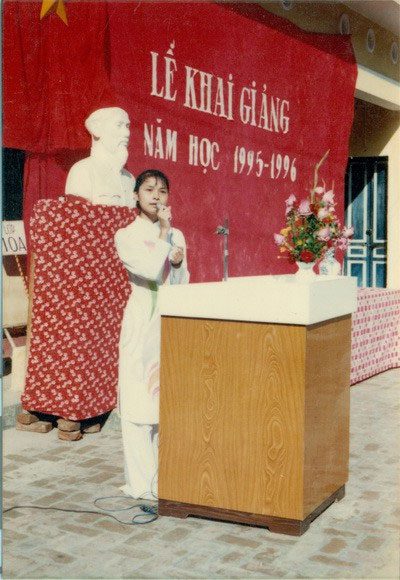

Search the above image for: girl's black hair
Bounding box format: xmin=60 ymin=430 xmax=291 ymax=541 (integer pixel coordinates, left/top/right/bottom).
xmin=134 ymin=169 xmax=170 ymax=192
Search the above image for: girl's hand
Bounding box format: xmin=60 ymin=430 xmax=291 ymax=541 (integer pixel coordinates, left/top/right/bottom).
xmin=157 ymin=204 xmax=172 ymax=232
xmin=170 ymin=246 xmax=184 ymax=267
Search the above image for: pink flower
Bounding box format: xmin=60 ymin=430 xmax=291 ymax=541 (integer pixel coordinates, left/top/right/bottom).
xmin=322 ymin=190 xmax=335 ymax=205
xmin=285 ymin=194 xmax=296 ymax=215
xmin=298 ymin=199 xmax=312 ymax=216
xmin=342 ymin=226 xmax=354 ymax=238
xmin=274 ymin=233 xmax=285 ymax=246
xmin=317 ymin=207 xmax=330 ymax=220
xmin=336 ymin=237 xmax=349 ymax=250
xmin=317 ymin=227 xmax=331 ymax=241
xmin=285 ymin=194 xmax=296 ymax=206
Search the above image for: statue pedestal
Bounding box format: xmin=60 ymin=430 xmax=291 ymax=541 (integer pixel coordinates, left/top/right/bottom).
xmin=158 ymin=275 xmax=357 ymax=535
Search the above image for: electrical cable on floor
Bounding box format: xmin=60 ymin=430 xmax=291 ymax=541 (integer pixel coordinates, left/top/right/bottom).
xmin=3 ymin=498 xmax=159 ymax=525
xmin=94 ymin=494 xmax=159 ymax=524
xmin=5 ymin=471 xmax=160 ymax=524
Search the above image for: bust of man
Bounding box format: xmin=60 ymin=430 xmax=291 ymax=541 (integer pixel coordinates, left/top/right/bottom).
xmin=65 ymin=107 xmax=135 ymax=207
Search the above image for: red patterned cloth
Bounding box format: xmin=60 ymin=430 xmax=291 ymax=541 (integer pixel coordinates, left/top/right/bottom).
xmin=351 ymin=288 xmax=400 ymax=385
xmin=22 ymin=198 xmax=136 ymax=420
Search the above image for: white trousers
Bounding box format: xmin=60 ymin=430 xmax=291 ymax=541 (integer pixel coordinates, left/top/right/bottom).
xmin=120 ymin=420 xmax=158 ymax=500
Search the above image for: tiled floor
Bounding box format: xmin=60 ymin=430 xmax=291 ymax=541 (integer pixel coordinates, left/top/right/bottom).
xmin=3 ymin=368 xmax=400 ymax=579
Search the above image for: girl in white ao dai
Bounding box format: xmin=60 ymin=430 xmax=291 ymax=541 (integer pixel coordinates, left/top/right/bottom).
xmin=115 ymin=170 xmax=189 ymax=499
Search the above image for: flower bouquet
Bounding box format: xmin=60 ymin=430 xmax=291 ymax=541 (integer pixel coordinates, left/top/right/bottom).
xmin=273 ymin=151 xmax=353 ymax=270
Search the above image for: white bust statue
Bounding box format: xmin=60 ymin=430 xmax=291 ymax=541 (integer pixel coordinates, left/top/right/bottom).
xmin=65 ymin=107 xmax=135 ymax=207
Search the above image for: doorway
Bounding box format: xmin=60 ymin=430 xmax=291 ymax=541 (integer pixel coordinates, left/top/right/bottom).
xmin=344 ymin=156 xmax=388 ymax=287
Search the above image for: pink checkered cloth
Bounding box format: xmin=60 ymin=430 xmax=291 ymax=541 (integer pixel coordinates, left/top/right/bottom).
xmin=351 ymin=288 xmax=400 ymax=385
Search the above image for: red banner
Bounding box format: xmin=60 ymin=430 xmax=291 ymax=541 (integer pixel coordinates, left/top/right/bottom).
xmin=108 ymin=2 xmax=357 ymax=281
xmin=3 ymin=2 xmax=357 ymax=282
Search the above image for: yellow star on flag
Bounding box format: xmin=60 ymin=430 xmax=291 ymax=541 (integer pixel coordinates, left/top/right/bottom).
xmin=40 ymin=0 xmax=68 ymax=25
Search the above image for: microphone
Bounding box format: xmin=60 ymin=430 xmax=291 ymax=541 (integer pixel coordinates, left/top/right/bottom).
xmin=156 ymin=202 xmax=174 ymax=245
xmin=156 ymin=202 xmax=172 ymax=222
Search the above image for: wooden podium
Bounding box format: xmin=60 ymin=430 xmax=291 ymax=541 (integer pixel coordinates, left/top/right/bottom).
xmin=158 ymin=275 xmax=357 ymax=535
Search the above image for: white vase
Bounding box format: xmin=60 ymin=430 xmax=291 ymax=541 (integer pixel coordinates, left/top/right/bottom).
xmin=319 ymin=248 xmax=341 ymax=276
xmin=295 ymin=261 xmax=316 ymax=279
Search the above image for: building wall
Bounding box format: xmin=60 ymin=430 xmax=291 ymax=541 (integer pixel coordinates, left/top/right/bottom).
xmin=260 ymin=1 xmax=400 ymax=288
xmin=259 ymin=1 xmax=399 ymax=82
xmin=3 ymin=271 xmax=29 ymax=328
xmin=350 ymin=100 xmax=400 ymax=288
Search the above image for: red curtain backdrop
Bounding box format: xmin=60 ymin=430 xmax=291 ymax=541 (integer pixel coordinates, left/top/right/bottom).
xmin=3 ymin=0 xmax=115 ymax=243
xmin=3 ymin=1 xmax=357 ymax=281
xmin=22 ymin=151 xmax=86 ymax=250
xmin=3 ymin=0 xmax=114 ymax=152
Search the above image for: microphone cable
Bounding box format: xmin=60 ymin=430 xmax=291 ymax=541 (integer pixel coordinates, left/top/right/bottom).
xmin=3 ymin=496 xmax=158 ymax=526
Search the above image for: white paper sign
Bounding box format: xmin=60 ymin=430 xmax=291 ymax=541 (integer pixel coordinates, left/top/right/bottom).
xmin=2 ymin=221 xmax=27 ymax=256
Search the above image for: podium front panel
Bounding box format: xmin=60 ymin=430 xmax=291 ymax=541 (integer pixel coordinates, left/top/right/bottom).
xmin=159 ymin=317 xmax=307 ymax=519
